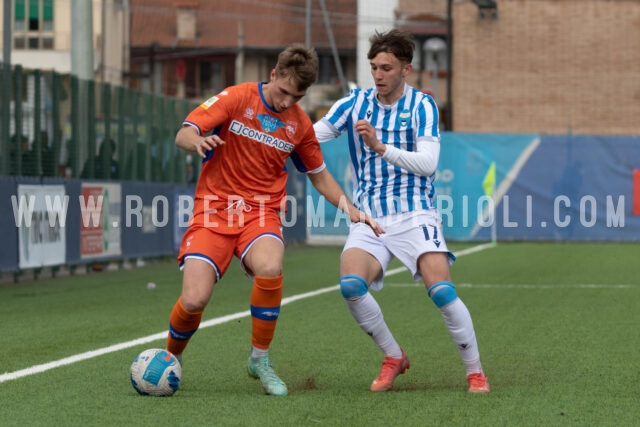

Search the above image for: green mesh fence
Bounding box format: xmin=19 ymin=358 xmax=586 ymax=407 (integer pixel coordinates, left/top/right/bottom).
xmin=0 ymin=65 xmax=199 ymax=183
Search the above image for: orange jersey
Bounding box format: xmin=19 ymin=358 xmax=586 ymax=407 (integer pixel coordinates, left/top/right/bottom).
xmin=184 ymin=82 xmax=325 ymax=212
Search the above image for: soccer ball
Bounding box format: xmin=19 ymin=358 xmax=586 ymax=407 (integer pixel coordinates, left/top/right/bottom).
xmin=130 ymin=348 xmax=182 ymax=396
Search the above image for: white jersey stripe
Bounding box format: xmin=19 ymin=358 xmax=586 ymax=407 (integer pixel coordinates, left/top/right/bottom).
xmin=322 ymin=83 xmax=440 ymax=218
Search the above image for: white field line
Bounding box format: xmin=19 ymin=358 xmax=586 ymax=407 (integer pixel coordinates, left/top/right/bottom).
xmin=0 ymin=243 xmax=493 ymax=383
xmin=390 ymin=283 xmax=634 ymax=289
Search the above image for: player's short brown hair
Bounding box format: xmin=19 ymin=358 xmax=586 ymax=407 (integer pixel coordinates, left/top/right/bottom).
xmin=274 ymin=43 xmax=319 ymax=91
xmin=367 ymin=29 xmax=415 ymax=65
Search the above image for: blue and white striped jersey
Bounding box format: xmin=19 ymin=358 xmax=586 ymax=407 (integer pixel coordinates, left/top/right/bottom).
xmin=319 ymin=83 xmax=440 ymax=218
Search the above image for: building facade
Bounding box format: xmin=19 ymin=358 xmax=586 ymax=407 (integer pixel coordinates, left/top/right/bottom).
xmin=1 ymin=0 xmax=638 ymax=135
xmin=127 ymin=0 xmax=359 ymax=116
xmin=451 ymin=0 xmax=640 ymax=135
xmin=1 ymin=0 xmax=129 ymax=85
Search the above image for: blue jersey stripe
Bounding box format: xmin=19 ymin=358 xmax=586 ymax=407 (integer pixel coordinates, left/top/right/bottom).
xmin=428 ymin=97 xmax=439 ymax=137
xmin=378 ymin=108 xmax=392 ymax=213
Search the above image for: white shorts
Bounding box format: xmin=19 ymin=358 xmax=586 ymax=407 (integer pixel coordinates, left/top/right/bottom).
xmin=342 ymin=209 xmax=455 ymax=291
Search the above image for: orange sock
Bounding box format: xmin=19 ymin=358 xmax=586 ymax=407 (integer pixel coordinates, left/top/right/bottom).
xmin=166 ymin=297 xmax=203 ymax=356
xmin=250 ymin=275 xmax=283 ymax=349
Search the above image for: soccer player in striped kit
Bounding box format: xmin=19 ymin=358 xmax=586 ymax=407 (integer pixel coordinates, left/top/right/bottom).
xmin=313 ymin=29 xmax=490 ymax=393
xmin=166 ymin=44 xmax=382 ymax=396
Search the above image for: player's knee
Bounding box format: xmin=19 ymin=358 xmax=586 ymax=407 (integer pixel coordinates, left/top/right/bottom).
xmin=180 ymin=295 xmax=208 ymax=312
xmin=427 ymin=281 xmax=458 ymax=307
xmin=253 ymin=264 xmax=282 ymax=279
xmin=339 ymin=275 xmax=369 ymax=299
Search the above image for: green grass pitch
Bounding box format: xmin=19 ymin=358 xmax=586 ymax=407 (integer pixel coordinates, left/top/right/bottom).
xmin=0 ymin=242 xmax=639 ymax=426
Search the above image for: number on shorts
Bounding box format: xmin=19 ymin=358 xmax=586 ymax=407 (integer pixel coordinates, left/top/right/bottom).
xmin=421 ymin=225 xmax=438 ymax=241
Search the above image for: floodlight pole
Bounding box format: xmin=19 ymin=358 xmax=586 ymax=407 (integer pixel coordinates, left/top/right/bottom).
xmin=319 ymin=0 xmax=347 ymax=96
xmin=446 ymin=0 xmax=453 ymax=130
xmin=1 ymin=0 xmax=11 ymax=175
xmin=424 ymin=38 xmax=446 ymax=103
xmin=305 ymin=0 xmax=311 ymax=114
xmin=2 ymin=0 xmax=10 ymax=69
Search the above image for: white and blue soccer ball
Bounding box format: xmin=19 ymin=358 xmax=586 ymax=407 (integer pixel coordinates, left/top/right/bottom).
xmin=130 ymin=348 xmax=182 ymax=396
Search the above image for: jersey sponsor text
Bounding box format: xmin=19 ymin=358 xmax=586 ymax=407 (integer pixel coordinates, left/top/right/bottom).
xmin=229 ymin=120 xmax=294 ymax=153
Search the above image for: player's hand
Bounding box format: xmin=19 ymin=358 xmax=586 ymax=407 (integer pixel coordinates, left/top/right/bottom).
xmin=196 ymin=135 xmax=225 ymax=158
xmin=349 ymin=207 xmax=385 ymax=237
xmin=355 ymin=120 xmax=385 ymax=155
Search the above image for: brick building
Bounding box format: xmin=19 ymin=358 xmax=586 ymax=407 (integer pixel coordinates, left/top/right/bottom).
xmin=451 ymin=0 xmax=640 ymax=135
xmin=128 ymin=0 xmax=359 ymax=113
xmin=127 ymin=0 xmax=640 ymax=135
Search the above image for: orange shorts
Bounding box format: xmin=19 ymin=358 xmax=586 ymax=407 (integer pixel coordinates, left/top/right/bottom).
xmin=177 ymin=201 xmax=283 ymax=280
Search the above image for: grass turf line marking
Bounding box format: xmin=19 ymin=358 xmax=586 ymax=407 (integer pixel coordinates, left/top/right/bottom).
xmin=0 ymin=243 xmax=493 ymax=383
xmin=390 ymin=283 xmax=634 ymax=289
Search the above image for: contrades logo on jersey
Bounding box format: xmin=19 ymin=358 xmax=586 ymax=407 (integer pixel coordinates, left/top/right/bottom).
xmin=229 ymin=120 xmax=294 ymax=153
xmin=285 ymin=121 xmax=297 ymax=139
xmin=257 ymin=114 xmax=284 ymax=132
xmin=398 ymin=109 xmax=411 ymax=127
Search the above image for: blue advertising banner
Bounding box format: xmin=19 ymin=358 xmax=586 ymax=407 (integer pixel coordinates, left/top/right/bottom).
xmin=0 ymin=177 xmax=19 ymax=272
xmin=173 ymin=185 xmax=196 ymax=252
xmin=61 ymin=178 xmax=82 ymax=265
xmin=436 ymin=132 xmax=541 ymax=241
xmin=121 ymin=182 xmax=175 ymax=258
xmin=491 ymin=135 xmax=640 ymax=241
xmin=283 ymin=158 xmax=309 ymax=244
xmin=308 ymin=133 xmax=640 ymax=242
xmin=307 ymin=133 xmax=352 ymax=243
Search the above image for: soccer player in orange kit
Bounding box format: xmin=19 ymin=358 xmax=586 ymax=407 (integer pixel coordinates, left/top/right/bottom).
xmin=166 ymin=44 xmax=382 ymax=396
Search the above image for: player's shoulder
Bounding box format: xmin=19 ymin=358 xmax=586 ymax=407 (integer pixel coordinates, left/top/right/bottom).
xmin=411 ymin=87 xmax=436 ymax=105
xmin=404 ymin=87 xmax=438 ymax=116
xmin=284 ymin=104 xmax=313 ymax=126
xmin=201 ymin=82 xmax=259 ymax=113
xmin=197 ymin=84 xmax=242 ymax=107
xmin=352 ymin=86 xmax=375 ymax=100
xmin=232 ymin=81 xmax=259 ymax=93
xmin=330 ymin=87 xmax=372 ymax=111
xmin=219 ymin=82 xmax=258 ymax=100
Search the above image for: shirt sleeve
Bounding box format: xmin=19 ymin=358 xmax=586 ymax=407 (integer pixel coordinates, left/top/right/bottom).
xmin=313 ymin=119 xmax=341 ymax=144
xmin=182 ymin=87 xmax=237 ymax=135
xmin=320 ymin=89 xmax=360 ymax=133
xmin=381 ymin=138 xmax=440 ymax=176
xmin=290 ymin=121 xmax=327 ymax=174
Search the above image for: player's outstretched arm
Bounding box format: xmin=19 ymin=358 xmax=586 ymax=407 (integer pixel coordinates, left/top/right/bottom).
xmin=307 ymin=168 xmax=384 ymax=236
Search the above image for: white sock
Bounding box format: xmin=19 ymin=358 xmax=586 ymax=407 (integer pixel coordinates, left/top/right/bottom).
xmin=251 ymin=346 xmax=269 ymax=359
xmin=438 ymin=298 xmax=483 ymax=376
xmin=346 ymin=292 xmax=403 ymax=359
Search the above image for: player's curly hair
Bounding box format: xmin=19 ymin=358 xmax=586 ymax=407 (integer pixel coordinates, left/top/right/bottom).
xmin=274 ymin=43 xmax=319 ymax=91
xmin=367 ymin=29 xmax=415 ymax=64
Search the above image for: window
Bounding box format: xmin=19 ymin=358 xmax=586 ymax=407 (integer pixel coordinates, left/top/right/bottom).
xmin=176 ymin=7 xmax=196 ymax=41
xmin=14 ymin=0 xmax=25 ymax=31
xmin=29 ymin=0 xmax=39 ymax=30
xmin=317 ymin=54 xmax=348 ymax=85
xmin=43 ymin=0 xmax=53 ymax=31
xmin=199 ymin=62 xmax=223 ymax=97
xmin=13 ymin=0 xmax=54 ymax=50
